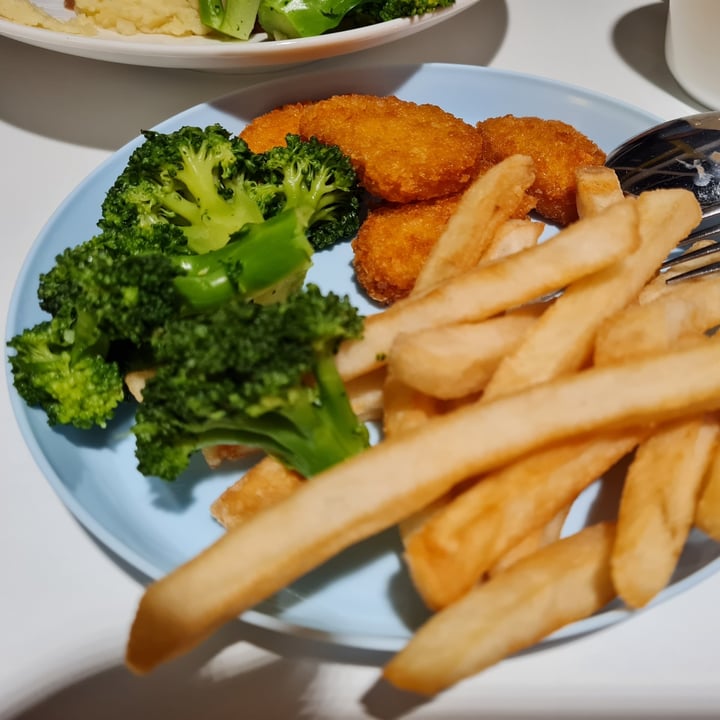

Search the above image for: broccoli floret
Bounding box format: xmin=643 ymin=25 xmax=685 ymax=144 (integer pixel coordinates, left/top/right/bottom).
xmin=261 ymin=134 xmax=361 ymax=250
xmin=37 ymin=226 xmax=187 ymax=322
xmin=101 ymin=124 xmax=360 ymax=255
xmin=100 ymin=124 xmax=270 ymax=254
xmin=38 ymin=238 xmax=184 ymax=350
xmin=8 ymin=318 xmax=126 ymax=429
xmin=9 ymin=241 xmax=184 ymax=429
xmin=256 ymin=0 xmax=453 ymax=38
xmin=199 ymin=0 xmax=261 ymax=40
xmin=133 ymin=284 xmax=369 ymax=481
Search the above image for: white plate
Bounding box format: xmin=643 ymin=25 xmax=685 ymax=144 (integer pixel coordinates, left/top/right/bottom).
xmin=0 ymin=0 xmax=480 ymax=70
xmin=8 ymin=63 xmax=720 ymax=654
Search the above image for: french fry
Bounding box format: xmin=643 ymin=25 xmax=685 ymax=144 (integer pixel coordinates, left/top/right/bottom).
xmin=381 ymin=368 xmax=440 ymax=439
xmin=404 ymin=429 xmax=642 ymax=609
xmin=488 ymin=505 xmax=571 ymax=577
xmin=695 ymin=445 xmax=720 ymax=540
xmin=391 ymin=195 xmax=542 ymax=538
xmin=404 ymin=188 xmax=698 ymax=593
xmin=336 ymin=199 xmax=640 ymax=381
xmin=480 ymin=217 xmax=544 ymax=263
xmin=210 ymin=456 xmax=304 ymax=530
xmin=594 ymin=276 xmax=720 ymax=366
xmin=404 ymin=203 xmax=707 ymax=610
xmin=382 ymin=368 xmax=445 ymax=542
xmin=388 ymin=310 xmax=539 ymax=400
xmin=612 ymin=413 xmax=720 ymax=608
xmin=384 ymin=523 xmax=617 ymax=696
xmin=412 ymin=155 xmax=536 ymax=294
xmin=483 ymin=188 xmax=702 ymax=398
xmin=127 ymin=338 xmax=720 ymax=674
xmin=575 ymin=165 xmax=624 ymax=218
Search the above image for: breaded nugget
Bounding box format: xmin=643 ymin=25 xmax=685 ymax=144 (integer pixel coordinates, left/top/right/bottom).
xmin=352 ymin=195 xmax=462 ymax=304
xmin=299 ymin=94 xmax=485 ymax=203
xmin=239 ymin=101 xmax=313 ymax=153
xmin=476 ymin=115 xmax=606 ymax=226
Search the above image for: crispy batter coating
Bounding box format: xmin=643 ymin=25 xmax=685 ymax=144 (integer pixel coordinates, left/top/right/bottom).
xmin=476 ymin=115 xmax=606 ymax=226
xmin=299 ymin=94 xmax=485 ymax=203
xmin=239 ymin=101 xmax=313 ymax=153
xmin=352 ymin=195 xmax=462 ymax=304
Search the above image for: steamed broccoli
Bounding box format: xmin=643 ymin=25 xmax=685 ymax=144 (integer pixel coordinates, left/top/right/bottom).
xmin=8 ymin=124 xmax=361 ymax=432
xmin=100 ymin=124 xmax=271 ymax=254
xmin=7 ymin=318 xmax=126 ymax=430
xmin=9 ymin=207 xmax=316 ymax=429
xmin=133 ymin=284 xmax=369 ymax=481
xmin=37 ymin=225 xmax=188 ymax=321
xmin=9 ymin=240 xmax=185 ymax=429
xmin=256 ymin=0 xmax=454 ymax=39
xmin=101 ymin=124 xmax=360 ymax=253
xmin=262 ymin=134 xmax=362 ymax=251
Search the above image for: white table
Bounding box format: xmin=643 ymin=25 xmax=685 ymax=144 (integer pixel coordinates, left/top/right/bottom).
xmin=1 ymin=1 xmax=717 ymax=717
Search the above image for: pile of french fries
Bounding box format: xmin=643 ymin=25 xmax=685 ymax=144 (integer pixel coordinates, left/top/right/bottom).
xmin=125 ymin=155 xmax=720 ymax=697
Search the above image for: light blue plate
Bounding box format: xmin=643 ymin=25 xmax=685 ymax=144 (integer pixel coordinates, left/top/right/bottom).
xmin=8 ymin=63 xmax=720 ymax=653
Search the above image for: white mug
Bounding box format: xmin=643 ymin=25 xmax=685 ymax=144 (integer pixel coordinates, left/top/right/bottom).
xmin=665 ymin=0 xmax=720 ymax=110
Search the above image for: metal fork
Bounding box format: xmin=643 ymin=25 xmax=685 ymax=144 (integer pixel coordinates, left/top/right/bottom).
xmin=660 ymin=226 xmax=720 ymax=283
xmin=605 ymin=111 xmax=720 ymax=285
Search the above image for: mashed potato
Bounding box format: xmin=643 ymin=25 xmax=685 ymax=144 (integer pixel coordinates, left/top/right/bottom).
xmin=0 ymin=0 xmax=211 ymax=36
xmin=0 ymin=0 xmax=95 ymax=34
xmin=73 ymin=0 xmax=210 ymax=36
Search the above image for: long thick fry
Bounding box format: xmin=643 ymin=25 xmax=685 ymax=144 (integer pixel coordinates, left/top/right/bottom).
xmin=336 ymin=200 xmax=639 ymax=381
xmin=483 ymin=189 xmax=701 ymax=398
xmin=388 ymin=310 xmax=539 ymax=400
xmin=404 ymin=429 xmax=642 ymax=609
xmin=384 ymin=523 xmax=617 ymax=695
xmin=127 ymin=339 xmax=720 ymax=673
xmin=412 ymin=155 xmax=535 ymax=294
xmin=612 ymin=413 xmax=720 ymax=608
xmin=594 ymin=276 xmax=720 ymax=366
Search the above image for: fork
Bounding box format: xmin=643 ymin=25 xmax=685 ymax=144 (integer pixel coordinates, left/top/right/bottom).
xmin=604 ymin=110 xmax=720 ymax=284
xmin=660 ymin=226 xmax=720 ymax=283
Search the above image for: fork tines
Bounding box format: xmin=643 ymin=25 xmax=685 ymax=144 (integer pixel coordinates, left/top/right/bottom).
xmin=661 ymin=229 xmax=720 ymax=284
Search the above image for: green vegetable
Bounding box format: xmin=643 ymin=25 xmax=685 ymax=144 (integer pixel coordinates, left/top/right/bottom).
xmin=134 ymin=284 xmax=369 ymax=481
xmin=8 ymin=320 xmax=126 ymax=430
xmin=8 ymin=124 xmax=362 ymax=431
xmin=199 ymin=0 xmax=262 ymax=40
xmin=100 ymin=124 xmax=271 ymax=254
xmin=256 ymin=0 xmax=455 ymax=39
xmin=262 ymin=134 xmax=362 ymax=251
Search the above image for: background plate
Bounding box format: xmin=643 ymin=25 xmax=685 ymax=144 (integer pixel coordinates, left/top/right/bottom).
xmin=0 ymin=0 xmax=481 ymax=71
xmin=8 ymin=63 xmax=720 ymax=653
